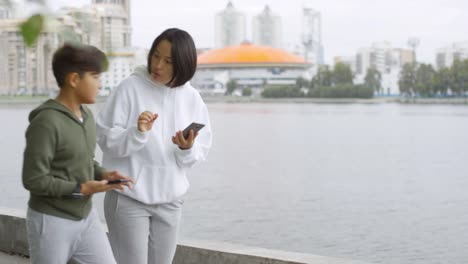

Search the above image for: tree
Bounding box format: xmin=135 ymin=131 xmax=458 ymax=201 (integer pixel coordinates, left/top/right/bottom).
xmin=364 ymin=67 xmax=382 ymax=94
xmin=433 ymin=67 xmax=451 ymax=96
xmin=310 ymin=65 xmax=332 ymax=89
xmin=242 ymin=87 xmax=252 ymax=96
xmin=225 ymin=79 xmax=237 ymax=96
xmin=415 ymin=63 xmax=436 ymax=96
xmin=332 ymin=63 xmax=353 ymax=85
xmin=295 ymin=77 xmax=309 ymax=89
xmin=450 ymin=59 xmax=468 ymax=96
xmin=399 ymin=63 xmax=417 ymax=97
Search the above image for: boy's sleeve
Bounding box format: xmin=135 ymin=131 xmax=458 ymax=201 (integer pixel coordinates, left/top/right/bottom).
xmin=22 ymin=121 xmax=76 ymax=197
xmin=93 ymin=160 xmax=106 ymax=181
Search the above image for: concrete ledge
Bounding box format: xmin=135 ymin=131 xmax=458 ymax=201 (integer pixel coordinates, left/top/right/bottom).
xmin=0 ymin=208 xmax=28 ymax=256
xmin=174 ymin=239 xmax=370 ymax=264
xmin=0 ymin=208 xmax=371 ymax=264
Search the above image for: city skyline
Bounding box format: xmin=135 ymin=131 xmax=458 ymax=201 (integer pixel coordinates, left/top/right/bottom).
xmin=8 ymin=0 xmax=468 ymax=65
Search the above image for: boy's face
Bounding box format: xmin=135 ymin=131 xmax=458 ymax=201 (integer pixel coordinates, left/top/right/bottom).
xmin=73 ymin=72 xmax=101 ymax=104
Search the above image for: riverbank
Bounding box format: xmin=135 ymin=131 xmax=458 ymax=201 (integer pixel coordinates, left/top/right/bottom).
xmin=1 ymin=95 xmax=467 ymax=105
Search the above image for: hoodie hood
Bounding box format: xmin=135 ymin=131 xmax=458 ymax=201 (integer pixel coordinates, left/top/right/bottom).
xmin=132 ymin=65 xmax=167 ymax=88
xmin=132 ymin=65 xmax=189 ymax=89
xmin=29 ymin=99 xmax=87 ymax=124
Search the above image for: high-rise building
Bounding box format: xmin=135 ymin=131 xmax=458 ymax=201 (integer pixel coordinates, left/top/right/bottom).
xmin=92 ymin=0 xmax=131 ymax=51
xmin=252 ymin=5 xmax=282 ymax=49
xmin=59 ymin=7 xmax=103 ymax=48
xmin=301 ymin=5 xmax=323 ymax=66
xmin=92 ymin=0 xmax=131 ymax=19
xmin=215 ymin=1 xmax=246 ymax=48
xmin=436 ymin=42 xmax=468 ymax=69
xmin=0 ymin=19 xmax=59 ymax=95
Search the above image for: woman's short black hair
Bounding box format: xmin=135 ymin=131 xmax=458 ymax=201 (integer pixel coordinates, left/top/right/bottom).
xmin=52 ymin=43 xmax=108 ymax=88
xmin=147 ymin=28 xmax=197 ymax=88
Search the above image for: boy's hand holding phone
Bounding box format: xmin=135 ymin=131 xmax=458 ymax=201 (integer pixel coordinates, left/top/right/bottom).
xmin=80 ymin=170 xmax=134 ymax=195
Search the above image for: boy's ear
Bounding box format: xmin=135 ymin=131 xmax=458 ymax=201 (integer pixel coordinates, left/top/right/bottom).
xmin=66 ymin=72 xmax=80 ymax=88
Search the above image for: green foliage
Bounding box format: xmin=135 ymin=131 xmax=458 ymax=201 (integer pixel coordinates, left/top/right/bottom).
xmin=432 ymin=67 xmax=451 ymax=96
xmin=451 ymin=59 xmax=468 ymax=96
xmin=415 ymin=64 xmax=436 ymax=97
xmin=242 ymin=87 xmax=252 ymax=96
xmin=332 ymin=63 xmax=354 ymax=85
xmin=308 ymin=84 xmax=373 ymax=99
xmin=310 ymin=65 xmax=332 ymax=88
xmin=399 ymin=63 xmax=417 ymax=96
xmin=398 ymin=60 xmax=468 ymax=97
xmin=225 ymin=79 xmax=237 ymax=96
xmin=261 ymin=85 xmax=304 ymax=98
xmin=364 ymin=67 xmax=382 ymax=93
xmin=20 ymin=14 xmax=45 ymax=47
xmin=295 ymin=77 xmax=309 ymax=88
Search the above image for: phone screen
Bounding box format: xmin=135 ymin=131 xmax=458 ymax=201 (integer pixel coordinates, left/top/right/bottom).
xmin=183 ymin=122 xmax=205 ymax=138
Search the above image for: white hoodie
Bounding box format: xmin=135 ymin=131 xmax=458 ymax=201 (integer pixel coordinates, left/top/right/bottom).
xmin=96 ymin=65 xmax=212 ymax=204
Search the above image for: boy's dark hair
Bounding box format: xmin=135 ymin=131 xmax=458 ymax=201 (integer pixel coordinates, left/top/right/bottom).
xmin=147 ymin=28 xmax=197 ymax=88
xmin=52 ymin=43 xmax=108 ymax=88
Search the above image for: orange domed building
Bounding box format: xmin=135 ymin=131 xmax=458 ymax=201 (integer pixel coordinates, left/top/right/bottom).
xmin=193 ymin=42 xmax=311 ymax=95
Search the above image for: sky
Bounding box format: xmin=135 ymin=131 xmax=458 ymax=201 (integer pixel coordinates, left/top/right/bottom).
xmin=11 ymin=0 xmax=468 ymax=65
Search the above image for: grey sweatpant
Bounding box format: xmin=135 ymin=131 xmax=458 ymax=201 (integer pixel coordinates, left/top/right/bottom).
xmin=26 ymin=207 xmax=116 ymax=264
xmin=104 ymin=191 xmax=183 ymax=264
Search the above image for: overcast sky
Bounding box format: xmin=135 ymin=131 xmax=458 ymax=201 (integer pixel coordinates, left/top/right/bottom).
xmin=13 ymin=0 xmax=468 ymax=65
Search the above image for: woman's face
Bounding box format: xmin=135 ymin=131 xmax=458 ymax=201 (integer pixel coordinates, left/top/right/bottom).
xmin=149 ymin=39 xmax=174 ymax=85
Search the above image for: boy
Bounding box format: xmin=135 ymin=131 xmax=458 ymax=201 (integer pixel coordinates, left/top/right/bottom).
xmin=22 ymin=43 xmax=132 ymax=264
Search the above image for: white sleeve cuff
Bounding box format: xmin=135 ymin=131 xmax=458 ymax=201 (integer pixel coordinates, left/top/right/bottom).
xmin=175 ymin=145 xmax=194 ymax=157
xmin=133 ymin=127 xmax=150 ymax=143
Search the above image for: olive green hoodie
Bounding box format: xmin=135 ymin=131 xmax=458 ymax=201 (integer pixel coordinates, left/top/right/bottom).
xmin=22 ymin=99 xmax=105 ymax=220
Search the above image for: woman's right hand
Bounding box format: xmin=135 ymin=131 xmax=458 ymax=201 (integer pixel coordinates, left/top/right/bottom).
xmin=137 ymin=111 xmax=158 ymax=132
xmin=80 ymin=180 xmax=128 ymax=195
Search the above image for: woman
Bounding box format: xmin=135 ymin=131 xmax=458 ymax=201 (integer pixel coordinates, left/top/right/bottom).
xmin=96 ymin=28 xmax=212 ymax=264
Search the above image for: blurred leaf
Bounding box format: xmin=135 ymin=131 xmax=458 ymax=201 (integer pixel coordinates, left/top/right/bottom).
xmin=20 ymin=14 xmax=44 ymax=47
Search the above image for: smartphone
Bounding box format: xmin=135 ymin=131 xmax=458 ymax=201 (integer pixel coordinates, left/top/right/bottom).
xmin=183 ymin=122 xmax=205 ymax=139
xmin=107 ymin=179 xmax=132 ymax=185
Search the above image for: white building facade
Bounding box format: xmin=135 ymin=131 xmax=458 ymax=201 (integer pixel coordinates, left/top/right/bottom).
xmin=354 ymin=42 xmax=414 ymax=95
xmin=436 ymin=41 xmax=468 ymax=69
xmin=100 ymin=47 xmax=147 ymax=95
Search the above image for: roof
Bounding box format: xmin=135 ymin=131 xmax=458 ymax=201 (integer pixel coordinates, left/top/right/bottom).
xmin=198 ymin=42 xmax=308 ymax=68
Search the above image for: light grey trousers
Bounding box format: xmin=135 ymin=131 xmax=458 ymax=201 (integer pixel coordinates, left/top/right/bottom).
xmin=104 ymin=191 xmax=183 ymax=264
xmin=26 ymin=207 xmax=116 ymax=264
